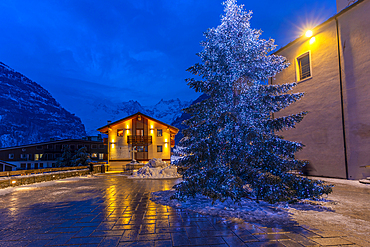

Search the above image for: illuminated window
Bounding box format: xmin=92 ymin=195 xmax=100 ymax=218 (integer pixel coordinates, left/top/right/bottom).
xmin=99 ymin=153 xmax=104 ymax=160
xmin=35 ymin=154 xmax=39 ymax=161
xmin=8 ymin=153 xmax=14 ymax=159
xmin=117 ymin=129 xmax=124 ymax=137
xmin=297 ymin=52 xmax=311 ymax=81
xmin=157 ymin=145 xmax=163 ymax=152
xmin=157 ymin=129 xmax=163 ymax=137
xmin=92 ymin=153 xmax=98 ymax=158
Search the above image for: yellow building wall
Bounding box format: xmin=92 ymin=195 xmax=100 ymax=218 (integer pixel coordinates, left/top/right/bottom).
xmin=147 ymin=120 xmax=172 ymax=161
xmin=108 ymin=118 xmax=172 ymax=166
xmin=108 ymin=119 xmax=132 ymax=161
xmin=273 ymin=0 xmax=370 ymax=179
xmin=274 ymin=20 xmax=347 ymax=178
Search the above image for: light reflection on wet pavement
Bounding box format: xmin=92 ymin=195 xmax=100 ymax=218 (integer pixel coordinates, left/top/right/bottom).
xmin=0 ymin=174 xmax=360 ymax=246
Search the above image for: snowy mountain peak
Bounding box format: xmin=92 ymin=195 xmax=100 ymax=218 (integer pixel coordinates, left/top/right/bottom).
xmin=78 ymin=98 xmax=192 ymax=135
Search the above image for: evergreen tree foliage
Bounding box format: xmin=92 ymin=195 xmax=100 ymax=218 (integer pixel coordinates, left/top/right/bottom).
xmin=173 ymin=0 xmax=332 ymax=204
xmin=56 ymin=145 xmax=73 ymax=167
xmin=71 ymin=147 xmax=92 ymax=166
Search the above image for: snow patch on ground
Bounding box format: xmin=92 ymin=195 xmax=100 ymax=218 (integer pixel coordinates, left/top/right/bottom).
xmin=309 ymin=176 xmax=370 ymax=188
xmin=151 ymin=190 xmax=311 ymax=225
xmin=128 ymin=159 xmax=181 ymax=179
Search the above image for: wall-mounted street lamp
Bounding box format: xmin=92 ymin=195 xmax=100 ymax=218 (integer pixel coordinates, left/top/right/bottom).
xmin=305 ymin=30 xmax=313 ymax=37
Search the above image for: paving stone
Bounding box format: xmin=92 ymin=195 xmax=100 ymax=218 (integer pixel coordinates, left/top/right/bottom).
xmin=311 ymin=237 xmax=354 ymax=246
xmin=246 ymin=241 xmax=286 ymax=247
xmin=277 ymin=239 xmax=304 ymax=247
xmin=120 ymin=230 xmax=140 ymax=242
xmin=90 ymin=230 xmax=125 ymax=237
xmin=98 ymin=236 xmax=121 ymax=247
xmin=254 ymin=234 xmax=290 ymax=241
xmin=222 ymin=235 xmax=247 ymax=246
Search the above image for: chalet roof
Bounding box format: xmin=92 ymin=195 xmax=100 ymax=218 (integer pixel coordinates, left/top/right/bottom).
xmin=97 ymin=112 xmax=179 ymax=134
xmin=274 ymin=0 xmax=365 ymax=54
xmin=0 ymin=139 xmax=104 ymax=151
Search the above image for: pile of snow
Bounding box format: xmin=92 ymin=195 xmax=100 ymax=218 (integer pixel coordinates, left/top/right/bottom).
xmin=129 ymin=158 xmax=181 ymax=179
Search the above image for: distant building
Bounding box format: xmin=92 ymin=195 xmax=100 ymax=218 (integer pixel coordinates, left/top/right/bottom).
xmin=272 ymin=0 xmax=370 ymax=179
xmin=0 ymin=139 xmax=108 ymax=170
xmin=0 ymin=160 xmax=16 ymax=172
xmin=97 ymin=112 xmax=179 ymax=171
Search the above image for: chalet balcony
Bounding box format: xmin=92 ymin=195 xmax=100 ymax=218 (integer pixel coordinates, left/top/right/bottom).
xmin=127 ymin=135 xmax=152 ymax=145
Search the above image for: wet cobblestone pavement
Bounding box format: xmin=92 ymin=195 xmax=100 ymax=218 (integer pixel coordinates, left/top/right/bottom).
xmin=0 ymin=174 xmax=365 ymax=246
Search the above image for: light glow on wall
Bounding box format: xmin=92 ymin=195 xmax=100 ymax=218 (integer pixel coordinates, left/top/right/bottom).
xmin=309 ymin=37 xmax=316 ymax=44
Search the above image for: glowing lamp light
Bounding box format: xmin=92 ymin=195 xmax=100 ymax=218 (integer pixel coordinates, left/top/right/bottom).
xmin=11 ymin=180 xmax=16 ymax=184
xmin=305 ymin=30 xmax=313 ymax=38
xmin=309 ymin=37 xmax=316 ymax=44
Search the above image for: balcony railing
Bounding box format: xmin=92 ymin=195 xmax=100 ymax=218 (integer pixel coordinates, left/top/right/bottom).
xmin=127 ymin=135 xmax=152 ymax=145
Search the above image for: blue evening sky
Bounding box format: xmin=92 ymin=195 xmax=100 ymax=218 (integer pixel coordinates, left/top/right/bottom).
xmin=0 ymin=0 xmax=336 ymax=109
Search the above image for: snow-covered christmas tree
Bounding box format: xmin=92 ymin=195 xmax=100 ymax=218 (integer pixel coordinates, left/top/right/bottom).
xmin=173 ymin=0 xmax=332 ymax=204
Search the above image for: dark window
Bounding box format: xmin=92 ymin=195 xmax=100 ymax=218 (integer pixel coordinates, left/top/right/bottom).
xmin=55 ymin=144 xmax=61 ymax=151
xmin=157 ymin=145 xmax=162 ymax=152
xmin=117 ymin=129 xmax=124 ymax=137
xmin=54 ymin=153 xmax=61 ymax=158
xmin=99 ymin=144 xmax=104 ymax=149
xmin=47 ymin=153 xmax=53 ymax=160
xmin=92 ymin=144 xmax=97 ymax=149
xmin=52 ymin=163 xmax=56 ymax=168
xmin=47 ymin=145 xmax=53 ymax=150
xmin=40 ymin=163 xmax=44 ymax=168
xmin=70 ymin=144 xmax=75 ymax=150
xmin=27 ymin=163 xmax=31 ymax=169
xmin=298 ymin=53 xmax=311 ymax=80
xmin=20 ymin=163 xmax=26 ymax=169
xmin=157 ymin=129 xmax=163 ymax=137
xmin=78 ymin=144 xmax=83 ymax=149
xmin=36 ymin=145 xmax=43 ymax=150
xmin=84 ymin=144 xmax=90 ymax=150
xmin=34 ymin=163 xmax=38 ymax=169
xmin=8 ymin=153 xmax=14 ymax=159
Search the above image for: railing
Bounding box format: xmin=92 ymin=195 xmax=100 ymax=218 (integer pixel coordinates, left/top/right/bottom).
xmin=127 ymin=135 xmax=152 ymax=144
xmin=0 ymin=166 xmax=88 ymax=177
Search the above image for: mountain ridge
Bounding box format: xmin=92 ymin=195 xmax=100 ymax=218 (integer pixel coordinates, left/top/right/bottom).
xmin=0 ymin=62 xmax=86 ymax=148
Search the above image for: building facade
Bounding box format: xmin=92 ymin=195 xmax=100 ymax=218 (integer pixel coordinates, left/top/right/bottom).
xmin=272 ymin=0 xmax=370 ymax=179
xmin=0 ymin=139 xmax=108 ymax=170
xmin=97 ymin=112 xmax=178 ymax=171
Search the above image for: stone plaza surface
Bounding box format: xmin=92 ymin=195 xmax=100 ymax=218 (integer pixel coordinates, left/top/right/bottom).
xmin=0 ymin=174 xmax=368 ymax=247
